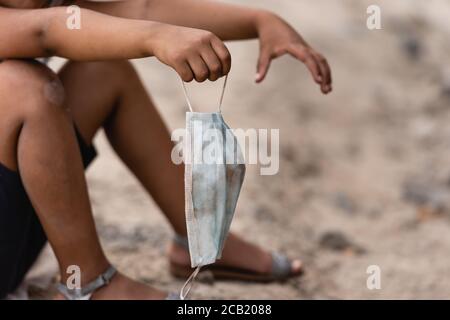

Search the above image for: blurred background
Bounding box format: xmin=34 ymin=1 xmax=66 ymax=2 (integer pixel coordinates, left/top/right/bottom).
xmin=32 ymin=0 xmax=450 ymax=299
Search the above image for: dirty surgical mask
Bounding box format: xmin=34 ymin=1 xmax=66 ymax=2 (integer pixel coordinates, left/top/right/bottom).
xmin=180 ymin=75 xmax=246 ymax=299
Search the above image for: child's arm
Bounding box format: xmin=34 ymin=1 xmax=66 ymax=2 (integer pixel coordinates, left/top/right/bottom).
xmin=79 ymin=0 xmax=332 ymax=93
xmin=0 ymin=6 xmax=230 ymax=82
xmin=78 ymin=0 xmax=260 ymax=41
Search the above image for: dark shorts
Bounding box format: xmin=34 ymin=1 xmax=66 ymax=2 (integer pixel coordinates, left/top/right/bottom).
xmin=0 ymin=126 xmax=96 ymax=298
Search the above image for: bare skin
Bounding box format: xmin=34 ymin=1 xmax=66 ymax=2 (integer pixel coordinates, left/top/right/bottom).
xmin=0 ymin=0 xmax=331 ymax=299
xmin=58 ymin=60 xmax=301 ymax=298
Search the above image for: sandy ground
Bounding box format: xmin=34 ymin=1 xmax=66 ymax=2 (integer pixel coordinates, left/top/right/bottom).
xmin=20 ymin=0 xmax=450 ymax=299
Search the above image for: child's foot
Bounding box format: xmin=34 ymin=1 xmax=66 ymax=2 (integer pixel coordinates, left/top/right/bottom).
xmin=54 ymin=272 xmax=167 ymax=300
xmin=168 ymin=233 xmax=303 ymax=281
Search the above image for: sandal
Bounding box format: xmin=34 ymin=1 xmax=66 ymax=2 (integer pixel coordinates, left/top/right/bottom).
xmin=56 ymin=265 xmax=180 ymax=300
xmin=170 ymin=235 xmax=304 ymax=283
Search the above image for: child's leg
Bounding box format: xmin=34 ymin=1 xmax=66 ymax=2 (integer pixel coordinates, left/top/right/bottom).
xmin=0 ymin=59 xmax=109 ymax=287
xmin=59 ymin=60 xmax=187 ymax=234
xmin=0 ymin=60 xmax=166 ymax=299
xmin=59 ymin=60 xmax=300 ymax=277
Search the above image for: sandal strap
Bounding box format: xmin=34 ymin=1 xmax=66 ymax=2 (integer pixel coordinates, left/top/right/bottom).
xmin=56 ymin=265 xmax=117 ymax=300
xmin=174 ymin=234 xmax=293 ymax=280
xmin=174 ymin=233 xmax=190 ymax=251
xmin=271 ymin=252 xmax=292 ymax=279
xmin=166 ymin=292 xmax=182 ymax=300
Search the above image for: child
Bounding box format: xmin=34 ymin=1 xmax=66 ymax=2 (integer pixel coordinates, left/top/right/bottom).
xmin=0 ymin=0 xmax=332 ymax=299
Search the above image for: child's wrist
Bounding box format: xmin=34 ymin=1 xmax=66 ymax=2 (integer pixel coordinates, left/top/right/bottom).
xmin=142 ymin=21 xmax=165 ymax=57
xmin=254 ymin=10 xmax=278 ymax=37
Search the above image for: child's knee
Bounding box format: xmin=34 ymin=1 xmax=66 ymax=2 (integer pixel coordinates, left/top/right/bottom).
xmin=0 ymin=59 xmax=66 ymax=118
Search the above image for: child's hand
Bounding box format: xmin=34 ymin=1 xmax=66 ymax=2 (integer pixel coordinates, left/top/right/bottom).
xmin=150 ymin=24 xmax=231 ymax=82
xmin=255 ymin=12 xmax=332 ymax=94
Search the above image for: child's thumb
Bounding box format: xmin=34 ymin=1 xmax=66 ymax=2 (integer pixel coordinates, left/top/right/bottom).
xmin=256 ymin=50 xmax=272 ymax=83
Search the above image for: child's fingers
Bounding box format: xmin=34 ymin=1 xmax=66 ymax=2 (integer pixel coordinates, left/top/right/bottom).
xmin=201 ymin=45 xmax=223 ymax=81
xmin=187 ymin=55 xmax=210 ymax=82
xmin=313 ymin=52 xmax=332 ymax=93
xmin=311 ymin=55 xmax=328 ymax=93
xmin=210 ymin=37 xmax=232 ymax=76
xmin=176 ymin=61 xmax=194 ymax=82
xmin=321 ymin=55 xmax=332 ymax=88
xmin=288 ymin=46 xmax=322 ymax=85
xmin=303 ymin=56 xmax=322 ymax=86
xmin=256 ymin=49 xmax=272 ymax=83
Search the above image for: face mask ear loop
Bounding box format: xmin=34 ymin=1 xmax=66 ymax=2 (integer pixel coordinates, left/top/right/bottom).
xmin=218 ymin=74 xmax=228 ymax=114
xmin=180 ymin=75 xmax=228 ymax=113
xmin=179 ymin=266 xmax=201 ymax=300
xmin=181 ymin=79 xmax=194 ymax=112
